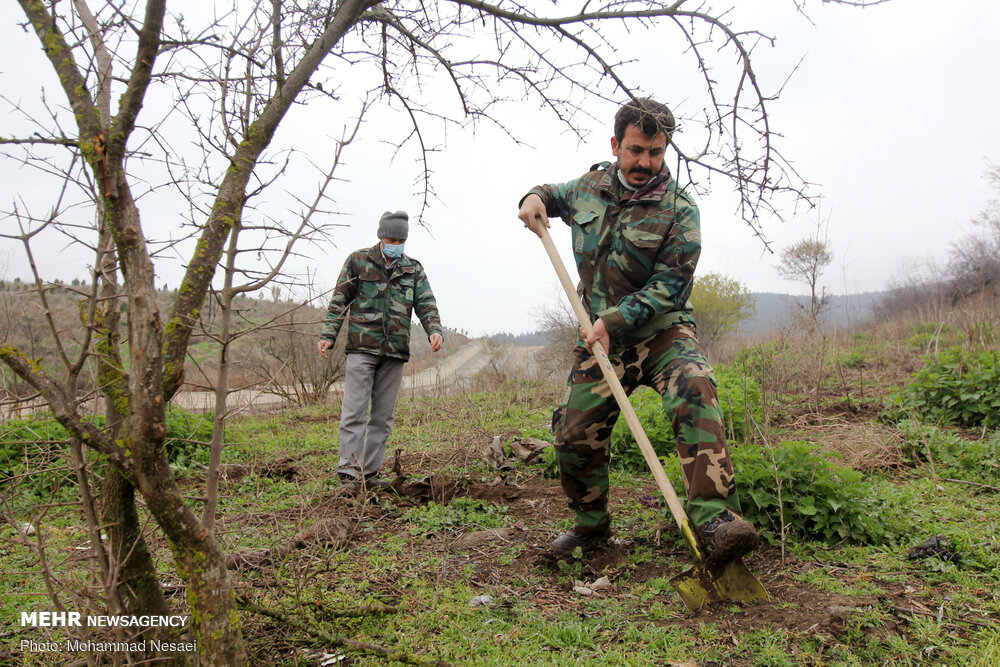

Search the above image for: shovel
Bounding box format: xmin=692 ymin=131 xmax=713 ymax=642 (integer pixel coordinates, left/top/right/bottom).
xmin=536 ymin=223 xmax=767 ymax=611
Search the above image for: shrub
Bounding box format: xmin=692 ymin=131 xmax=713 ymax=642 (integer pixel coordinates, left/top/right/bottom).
xmin=734 ymin=440 xmax=893 ymax=545
xmin=1 ymin=408 xmax=211 ymax=499
xmin=610 ymin=388 xmax=675 ymax=473
xmin=163 ymin=406 xmax=213 ymax=467
xmin=608 ymin=366 xmax=763 ymax=472
xmin=907 ymin=322 xmax=952 ymax=350
xmin=896 ymin=420 xmax=1000 ymax=485
xmin=882 ymin=347 xmax=1000 ymax=428
xmin=1 ymin=417 xmax=75 ymax=499
xmin=967 ymin=320 xmax=996 ymax=348
xmin=839 ymin=349 xmax=867 ymax=369
xmin=734 ymin=340 xmax=798 ymax=387
xmin=714 ymin=364 xmax=764 ymax=442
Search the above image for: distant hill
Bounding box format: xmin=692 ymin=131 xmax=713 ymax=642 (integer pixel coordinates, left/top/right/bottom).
xmin=485 ymin=291 xmax=889 ymax=342
xmin=486 ymin=331 xmax=551 ymax=346
xmin=738 ymin=291 xmax=886 ymax=335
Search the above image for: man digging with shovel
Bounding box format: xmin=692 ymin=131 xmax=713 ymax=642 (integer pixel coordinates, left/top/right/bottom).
xmin=517 ymin=98 xmax=760 ymax=568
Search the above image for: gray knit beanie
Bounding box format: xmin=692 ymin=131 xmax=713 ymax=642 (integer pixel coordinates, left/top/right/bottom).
xmin=377 ymin=210 xmax=409 ymax=240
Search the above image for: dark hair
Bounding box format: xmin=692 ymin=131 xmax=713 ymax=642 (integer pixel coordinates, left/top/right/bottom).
xmin=614 ymin=98 xmax=676 ymax=143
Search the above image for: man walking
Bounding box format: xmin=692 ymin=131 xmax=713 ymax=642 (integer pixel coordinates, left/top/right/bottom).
xmin=318 ymin=211 xmax=444 ymax=492
xmin=517 ymin=98 xmax=759 ymax=564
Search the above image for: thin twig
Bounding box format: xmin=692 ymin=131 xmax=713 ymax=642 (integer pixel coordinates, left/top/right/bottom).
xmin=237 ymin=597 xmax=452 ymax=666
xmin=941 ymin=478 xmax=1000 ymax=493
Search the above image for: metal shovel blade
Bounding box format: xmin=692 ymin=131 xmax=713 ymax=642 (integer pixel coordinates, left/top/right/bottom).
xmin=670 ymin=558 xmax=769 ymax=612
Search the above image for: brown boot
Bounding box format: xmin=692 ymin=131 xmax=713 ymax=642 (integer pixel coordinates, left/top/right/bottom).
xmin=699 ymin=511 xmax=760 ymax=565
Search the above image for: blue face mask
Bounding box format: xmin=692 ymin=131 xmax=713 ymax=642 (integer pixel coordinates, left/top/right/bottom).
xmin=383 ymin=242 xmax=404 ymax=259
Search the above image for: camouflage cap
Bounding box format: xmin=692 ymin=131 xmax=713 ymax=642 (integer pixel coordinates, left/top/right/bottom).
xmin=377 ymin=210 xmax=409 ymax=240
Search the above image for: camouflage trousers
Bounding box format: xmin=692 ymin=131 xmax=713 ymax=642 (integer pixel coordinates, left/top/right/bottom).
xmin=552 ymin=324 xmax=741 ymax=533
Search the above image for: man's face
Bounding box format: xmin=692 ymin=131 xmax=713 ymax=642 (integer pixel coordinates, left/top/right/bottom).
xmin=611 ymin=124 xmax=667 ymax=188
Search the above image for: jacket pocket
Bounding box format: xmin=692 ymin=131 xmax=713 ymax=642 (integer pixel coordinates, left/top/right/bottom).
xmin=621 ymin=218 xmax=670 ymax=252
xmin=572 ymin=210 xmax=601 ymax=254
xmin=605 ymin=218 xmax=673 ymax=294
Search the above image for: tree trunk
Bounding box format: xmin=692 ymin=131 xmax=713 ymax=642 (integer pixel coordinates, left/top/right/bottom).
xmin=101 ymin=466 xmax=190 ymax=666
xmin=111 ymin=186 xmax=248 ymax=664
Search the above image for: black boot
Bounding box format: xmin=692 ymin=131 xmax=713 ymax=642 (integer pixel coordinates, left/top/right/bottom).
xmin=338 ymin=472 xmax=362 ymax=495
xmin=363 ymin=472 xmax=392 ymax=490
xmin=551 ymin=525 xmax=610 ymax=554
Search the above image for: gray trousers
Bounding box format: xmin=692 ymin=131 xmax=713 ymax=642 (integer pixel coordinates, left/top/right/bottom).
xmin=338 ymin=352 xmax=405 ymax=479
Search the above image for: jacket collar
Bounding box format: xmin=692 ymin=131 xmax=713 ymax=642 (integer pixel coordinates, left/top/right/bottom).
xmin=598 ymin=162 xmax=673 ymax=202
xmin=367 ymin=243 xmax=413 ymax=272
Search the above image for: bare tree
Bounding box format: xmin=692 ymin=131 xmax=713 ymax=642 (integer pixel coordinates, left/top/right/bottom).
xmin=948 ymin=163 xmax=1000 ymax=303
xmin=533 ymin=294 xmax=579 ymax=377
xmin=877 ymin=257 xmax=950 ymax=321
xmin=1 ymin=0 xmax=885 ymax=662
xmin=199 ymin=114 xmax=366 ymax=532
xmin=776 ymin=219 xmax=834 ymax=331
xmin=248 ymin=301 xmax=348 ymax=406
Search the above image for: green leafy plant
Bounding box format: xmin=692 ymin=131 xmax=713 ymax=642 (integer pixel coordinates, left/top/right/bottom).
xmin=734 ymin=340 xmax=798 ymax=387
xmin=609 ymin=387 xmax=675 ymax=472
xmin=163 ymin=406 xmax=213 ymax=467
xmin=1 ymin=408 xmax=211 ymax=500
xmin=883 ymin=347 xmax=1000 ymax=427
xmin=734 ymin=440 xmax=895 ymax=545
xmin=608 ymin=368 xmax=763 ymax=473
xmin=539 ymin=444 xmax=560 ymax=478
xmin=907 ymin=322 xmax=952 ymax=350
xmin=555 ymin=554 xmax=584 ymax=583
xmin=839 ymin=349 xmax=867 ymax=369
xmin=0 ymin=417 xmax=76 ymax=500
xmin=402 ymin=496 xmax=508 ymax=536
xmin=713 ymin=364 xmax=764 ymax=442
xmin=896 ymin=420 xmax=1000 ymax=484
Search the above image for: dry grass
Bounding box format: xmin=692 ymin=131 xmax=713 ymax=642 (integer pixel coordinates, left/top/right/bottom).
xmin=782 ymin=415 xmax=907 ymax=471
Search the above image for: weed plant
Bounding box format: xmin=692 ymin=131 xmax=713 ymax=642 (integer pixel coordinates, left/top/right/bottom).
xmin=402 ymin=496 xmax=508 ymax=536
xmin=883 ymin=346 xmax=1000 ymax=427
xmin=734 ymin=440 xmax=905 ymax=545
xmin=1 ymin=407 xmax=210 ymax=500
xmin=608 ymin=368 xmax=763 ymax=473
xmin=896 ymin=420 xmax=1000 ymax=484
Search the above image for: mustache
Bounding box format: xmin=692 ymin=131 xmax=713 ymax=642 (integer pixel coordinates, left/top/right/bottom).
xmin=629 ymin=166 xmax=653 ymax=176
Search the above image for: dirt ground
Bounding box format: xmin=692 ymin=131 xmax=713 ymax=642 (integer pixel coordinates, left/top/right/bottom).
xmin=218 ymin=445 xmax=939 ymax=652
xmin=212 ymin=359 xmax=987 ymax=662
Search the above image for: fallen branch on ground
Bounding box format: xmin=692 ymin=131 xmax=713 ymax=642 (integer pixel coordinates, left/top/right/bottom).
xmin=941 ymin=478 xmax=1000 ymax=492
xmin=226 ymin=518 xmax=354 ymax=569
xmin=238 ymin=597 xmax=452 ymax=666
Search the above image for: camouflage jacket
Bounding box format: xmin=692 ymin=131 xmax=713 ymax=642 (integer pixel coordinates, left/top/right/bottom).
xmin=525 ymin=161 xmax=700 ymax=345
xmin=320 ymin=245 xmax=443 ymax=361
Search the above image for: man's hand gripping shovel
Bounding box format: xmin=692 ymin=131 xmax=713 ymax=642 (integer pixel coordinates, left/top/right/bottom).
xmin=536 ymin=224 xmax=768 ymax=612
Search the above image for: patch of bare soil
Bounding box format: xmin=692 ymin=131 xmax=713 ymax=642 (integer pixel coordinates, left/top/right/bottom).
xmin=222 ymin=456 xmax=915 ymax=645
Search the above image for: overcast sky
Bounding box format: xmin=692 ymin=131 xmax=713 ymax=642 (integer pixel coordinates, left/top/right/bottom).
xmin=2 ymin=1 xmax=999 ymax=337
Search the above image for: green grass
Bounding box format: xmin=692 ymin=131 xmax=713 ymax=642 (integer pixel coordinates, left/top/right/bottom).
xmin=4 ymin=370 xmax=1000 ymax=666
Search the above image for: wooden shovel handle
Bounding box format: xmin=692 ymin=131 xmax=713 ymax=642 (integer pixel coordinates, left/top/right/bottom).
xmin=537 ymin=224 xmax=695 ymax=537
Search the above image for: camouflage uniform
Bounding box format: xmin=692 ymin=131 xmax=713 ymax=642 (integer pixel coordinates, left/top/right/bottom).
xmin=320 ymin=244 xmax=443 ymax=360
xmin=321 ymin=244 xmax=442 ymax=479
xmin=524 ymin=161 xmax=741 ymax=532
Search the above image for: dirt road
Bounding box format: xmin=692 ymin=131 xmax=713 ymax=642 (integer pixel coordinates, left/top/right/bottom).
xmin=168 ymin=340 xmax=545 ymax=414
